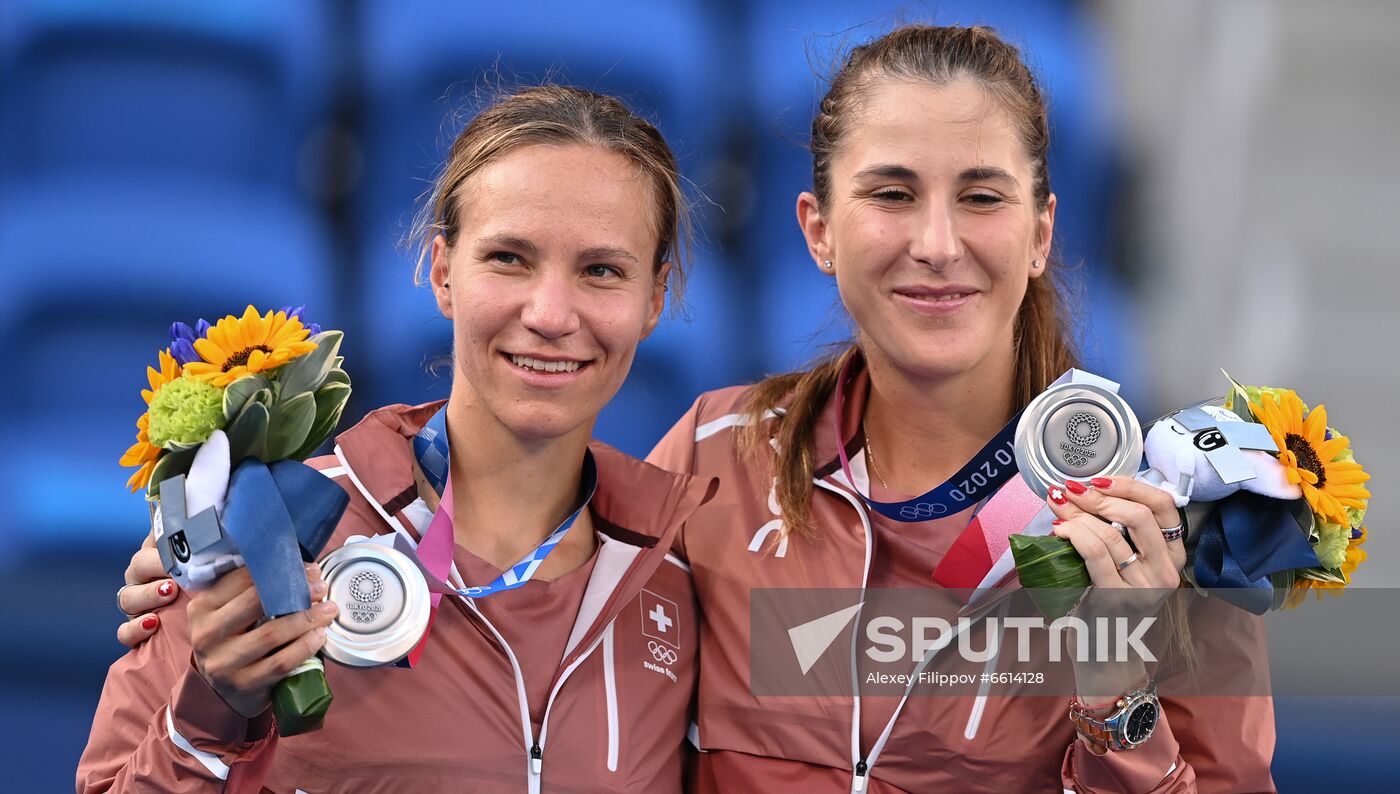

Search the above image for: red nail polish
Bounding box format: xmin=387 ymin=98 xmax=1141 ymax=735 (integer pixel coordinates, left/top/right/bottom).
xmin=1048 ymin=485 xmax=1069 ymax=505
xmin=1051 ymin=519 xmax=1065 ymax=526
xmin=140 ymin=615 xmax=159 ymax=631
xmin=157 ymin=581 xmax=175 ymax=597
xmin=1065 ymin=480 xmax=1089 ymax=495
xmin=1090 ymin=477 xmax=1114 ymax=489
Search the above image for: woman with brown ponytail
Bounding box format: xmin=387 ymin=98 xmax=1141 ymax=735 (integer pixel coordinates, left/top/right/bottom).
xmin=110 ymin=24 xmax=1277 ymax=794
xmin=648 ymin=25 xmax=1274 ymax=794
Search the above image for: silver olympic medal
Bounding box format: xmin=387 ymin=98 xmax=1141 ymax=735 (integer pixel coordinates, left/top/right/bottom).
xmin=1014 ymin=382 xmax=1143 ymax=498
xmin=319 ymin=542 xmax=431 ymax=668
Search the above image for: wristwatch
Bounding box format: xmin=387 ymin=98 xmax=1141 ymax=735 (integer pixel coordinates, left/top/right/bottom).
xmin=1069 ymin=681 xmax=1160 ymax=752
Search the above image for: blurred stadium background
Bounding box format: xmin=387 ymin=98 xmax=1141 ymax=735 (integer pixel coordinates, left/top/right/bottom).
xmin=1 ymin=0 xmax=1394 ymax=789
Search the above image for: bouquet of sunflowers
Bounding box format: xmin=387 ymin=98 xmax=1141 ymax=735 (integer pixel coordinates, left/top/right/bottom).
xmin=119 ymin=305 xmax=353 ymax=735
xmin=121 ymin=305 xmax=350 ymax=497
xmin=1012 ymin=373 xmax=1371 ymax=617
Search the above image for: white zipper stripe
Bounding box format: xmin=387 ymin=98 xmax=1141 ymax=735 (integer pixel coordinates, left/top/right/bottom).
xmin=865 ymin=618 xmax=973 ymax=764
xmin=603 ymin=622 xmax=620 ymax=772
xmin=812 ymin=477 xmax=874 ymax=794
xmin=964 ymin=601 xmax=1008 ymax=740
xmin=460 ymin=597 xmax=538 ymax=791
xmin=333 ymin=446 xmax=464 ymax=589
xmin=538 ymin=623 xmax=612 ymax=774
xmin=334 ymin=444 xmax=632 ymax=789
xmin=333 ymin=446 xmax=411 ymax=538
xmin=824 ymin=466 xmax=1013 ymax=786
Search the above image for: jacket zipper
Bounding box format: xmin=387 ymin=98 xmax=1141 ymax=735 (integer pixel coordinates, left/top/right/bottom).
xmin=459 ymin=598 xmax=543 ymax=793
xmin=337 ymin=445 xmax=624 ymax=790
xmin=812 ymin=477 xmax=875 ymax=794
xmin=818 ymin=473 xmax=1014 ymax=790
xmin=534 ymin=616 xmax=616 ymax=784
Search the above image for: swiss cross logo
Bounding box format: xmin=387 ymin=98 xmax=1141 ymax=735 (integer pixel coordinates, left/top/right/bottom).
xmin=640 ymin=589 xmax=680 ymax=650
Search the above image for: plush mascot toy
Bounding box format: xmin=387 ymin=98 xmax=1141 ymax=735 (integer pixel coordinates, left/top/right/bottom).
xmin=1140 ymin=403 xmax=1300 ymax=505
xmin=1140 ymin=403 xmax=1320 ymax=613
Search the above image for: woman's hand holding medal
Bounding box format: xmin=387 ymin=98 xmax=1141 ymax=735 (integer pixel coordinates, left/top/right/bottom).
xmin=1047 ymin=476 xmax=1185 ymax=591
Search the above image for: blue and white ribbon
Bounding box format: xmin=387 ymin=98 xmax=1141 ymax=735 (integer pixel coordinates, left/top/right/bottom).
xmin=411 ymin=405 xmax=597 ymax=599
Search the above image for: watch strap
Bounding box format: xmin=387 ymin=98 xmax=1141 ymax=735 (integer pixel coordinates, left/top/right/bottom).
xmin=1069 ymin=681 xmax=1159 ymax=752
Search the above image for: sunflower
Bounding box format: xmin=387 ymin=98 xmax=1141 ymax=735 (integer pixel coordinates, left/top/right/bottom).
xmin=184 ymin=305 xmax=319 ymax=387
xmin=1284 ymin=527 xmax=1368 ymax=608
xmin=1251 ymin=389 xmax=1370 ymax=526
xmin=119 ymin=349 xmax=182 ymax=492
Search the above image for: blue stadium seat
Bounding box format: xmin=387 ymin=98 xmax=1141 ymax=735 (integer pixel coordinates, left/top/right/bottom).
xmin=352 ymin=0 xmax=747 ymax=451
xmin=741 ymin=0 xmax=1133 ymax=384
xmin=0 ymin=0 xmax=335 ymax=189
xmin=0 ymin=177 xmax=336 ymax=559
xmin=0 ymin=1 xmax=344 ymax=560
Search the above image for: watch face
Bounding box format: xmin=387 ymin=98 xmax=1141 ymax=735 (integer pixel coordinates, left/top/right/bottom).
xmin=1123 ymin=699 xmax=1160 ymax=745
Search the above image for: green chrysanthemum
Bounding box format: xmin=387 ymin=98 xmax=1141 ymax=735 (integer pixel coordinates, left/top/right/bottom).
xmin=147 ymin=376 xmax=225 ymax=448
xmin=1313 ymin=517 xmax=1351 ymax=570
xmin=1229 ymin=384 xmax=1308 ymax=418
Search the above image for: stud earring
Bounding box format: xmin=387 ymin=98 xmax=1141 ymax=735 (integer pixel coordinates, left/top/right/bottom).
xmin=822 ymin=260 xmax=834 ymax=270
xmin=1030 ymin=260 xmax=1041 ymax=269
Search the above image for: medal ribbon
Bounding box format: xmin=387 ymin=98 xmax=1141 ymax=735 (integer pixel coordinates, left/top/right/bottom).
xmin=410 ymin=405 xmax=598 ymax=599
xmin=833 ymin=356 xmax=1022 ymax=522
xmin=831 ymin=359 xmax=1126 ymax=590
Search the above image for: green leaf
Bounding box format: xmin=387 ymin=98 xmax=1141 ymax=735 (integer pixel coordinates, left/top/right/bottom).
xmin=320 ymin=367 xmax=350 ymax=388
xmin=223 ymin=374 xmax=272 ymax=422
xmin=271 ymin=660 xmax=332 ymax=736
xmin=292 ymin=382 xmax=351 ymax=460
xmin=145 ymin=447 xmax=199 ymax=500
xmin=225 ymin=401 xmax=270 ymax=463
xmin=266 ymin=391 xmax=317 ymax=460
xmin=1222 ymin=370 xmax=1258 ymax=422
xmin=1296 ymin=566 xmax=1348 ymax=584
xmin=1010 ymin=534 xmax=1092 ymax=620
xmin=248 ymin=386 xmax=275 ymax=408
xmin=1269 ymin=569 xmax=1298 ymax=610
xmin=277 ymin=331 xmax=343 ymax=396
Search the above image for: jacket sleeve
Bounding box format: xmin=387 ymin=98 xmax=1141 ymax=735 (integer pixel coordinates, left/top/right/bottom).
xmin=1061 ymin=598 xmax=1277 ymax=793
xmin=76 ymin=595 xmax=278 ymax=793
xmin=647 ymin=394 xmax=704 ymax=562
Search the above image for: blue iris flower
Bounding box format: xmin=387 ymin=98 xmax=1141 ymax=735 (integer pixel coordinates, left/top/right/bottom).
xmin=168 ymin=320 xmax=209 ymax=366
xmin=279 ymin=305 xmax=322 ymax=336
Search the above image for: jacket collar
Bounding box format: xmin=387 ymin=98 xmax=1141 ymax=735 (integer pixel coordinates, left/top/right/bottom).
xmin=333 ymin=401 xmax=716 ymax=668
xmin=333 ymin=400 xmax=715 ymax=553
xmin=812 ymin=352 xmax=871 ymax=484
